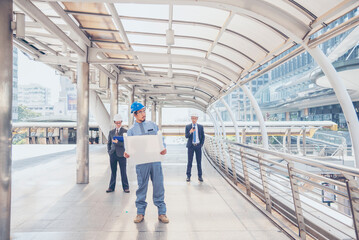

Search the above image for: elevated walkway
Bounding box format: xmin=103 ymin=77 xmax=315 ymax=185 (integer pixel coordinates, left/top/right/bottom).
xmin=11 ymin=144 xmax=289 ymax=240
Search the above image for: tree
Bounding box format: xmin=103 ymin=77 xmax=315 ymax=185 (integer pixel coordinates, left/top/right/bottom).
xmin=18 ymin=105 xmax=41 ymax=121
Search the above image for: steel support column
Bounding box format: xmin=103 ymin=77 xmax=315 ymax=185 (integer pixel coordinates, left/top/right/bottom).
xmin=306 ymin=46 xmax=359 ymax=167
xmin=207 ymin=110 xmax=220 ymax=138
xmin=76 ymin=60 xmax=89 ymax=184
xmin=158 ymin=105 xmax=162 ymax=129
xmin=128 ymin=89 xmax=134 ymax=127
xmin=241 ymin=85 xmax=269 ymax=149
xmin=213 ymin=106 xmax=226 ymax=139
xmin=0 ymin=1 xmax=13 ymax=238
xmin=221 ymin=98 xmax=239 ymax=142
xmin=151 ymin=102 xmax=157 ymax=123
xmin=110 ymin=78 xmax=118 ymax=128
xmin=212 ymin=106 xmax=229 ymax=172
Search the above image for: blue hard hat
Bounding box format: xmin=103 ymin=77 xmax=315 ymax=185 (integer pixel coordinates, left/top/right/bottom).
xmin=131 ymin=102 xmax=145 ymax=113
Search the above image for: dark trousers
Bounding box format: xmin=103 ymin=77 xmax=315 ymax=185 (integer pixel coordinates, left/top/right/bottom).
xmin=109 ymin=154 xmax=129 ymax=190
xmin=186 ymin=144 xmax=202 ymax=178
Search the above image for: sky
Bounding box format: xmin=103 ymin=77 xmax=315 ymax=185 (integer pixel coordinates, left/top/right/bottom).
xmin=17 ymin=49 xmax=60 ymax=105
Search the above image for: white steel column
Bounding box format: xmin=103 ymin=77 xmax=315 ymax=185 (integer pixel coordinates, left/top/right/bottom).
xmin=208 ymin=110 xmax=220 ymax=138
xmin=76 ymin=59 xmax=89 ymax=184
xmin=128 ymin=89 xmax=134 ymax=127
xmin=221 ymin=98 xmax=240 ymax=142
xmin=158 ymin=105 xmax=163 ymax=129
xmin=241 ymin=85 xmax=269 ymax=149
xmin=307 ymin=46 xmax=359 ymax=167
xmin=110 ymin=78 xmax=118 ymax=128
xmin=151 ymin=102 xmax=157 ymax=123
xmin=213 ymin=106 xmax=226 ymax=139
xmin=243 ymin=92 xmax=247 ymax=122
xmin=249 ymin=81 xmax=254 ymax=121
xmin=0 ymin=0 xmax=13 ymax=238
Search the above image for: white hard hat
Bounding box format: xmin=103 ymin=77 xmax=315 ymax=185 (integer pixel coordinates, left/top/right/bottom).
xmin=190 ymin=112 xmax=199 ymax=118
xmin=113 ymin=114 xmax=123 ymax=122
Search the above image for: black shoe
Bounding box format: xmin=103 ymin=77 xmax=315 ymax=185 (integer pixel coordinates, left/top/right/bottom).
xmin=198 ymin=177 xmax=203 ymax=182
xmin=124 ymin=189 xmax=130 ymax=193
xmin=106 ymin=188 xmax=114 ymax=193
xmin=186 ymin=177 xmax=190 ymax=182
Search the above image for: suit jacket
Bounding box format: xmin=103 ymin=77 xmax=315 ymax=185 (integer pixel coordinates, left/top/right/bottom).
xmin=107 ymin=127 xmax=127 ymax=158
xmin=185 ymin=123 xmax=205 ymax=148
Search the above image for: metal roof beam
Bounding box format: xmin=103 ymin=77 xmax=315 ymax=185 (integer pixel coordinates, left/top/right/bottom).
xmin=38 ymin=0 xmax=308 ymax=41
xmin=136 ymin=87 xmax=211 ymax=100
xmin=119 ymin=73 xmax=221 ymax=91
xmin=106 ymin=3 xmax=146 ymax=75
xmin=27 ymin=36 xmax=59 ymax=56
xmin=49 ymin=2 xmax=91 ymax=47
xmin=88 ymin=48 xmax=238 ymax=81
xmin=14 ymin=0 xmax=85 ymax=56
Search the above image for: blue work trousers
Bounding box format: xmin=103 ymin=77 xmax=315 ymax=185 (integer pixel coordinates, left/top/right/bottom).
xmin=135 ymin=162 xmax=166 ymax=215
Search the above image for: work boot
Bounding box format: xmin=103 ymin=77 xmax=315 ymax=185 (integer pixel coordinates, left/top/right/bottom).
xmin=158 ymin=214 xmax=169 ymax=223
xmin=134 ymin=214 xmax=144 ymax=223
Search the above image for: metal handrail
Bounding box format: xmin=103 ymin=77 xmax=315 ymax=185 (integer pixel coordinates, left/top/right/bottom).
xmin=204 ymin=135 xmax=359 ymax=240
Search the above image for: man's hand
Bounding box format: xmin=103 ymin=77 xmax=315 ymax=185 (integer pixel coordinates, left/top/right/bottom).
xmin=160 ymin=149 xmax=167 ymax=155
xmin=124 ymin=152 xmax=130 ymax=158
xmin=112 ymin=139 xmax=118 ymax=144
xmin=189 ymin=128 xmax=195 ymax=134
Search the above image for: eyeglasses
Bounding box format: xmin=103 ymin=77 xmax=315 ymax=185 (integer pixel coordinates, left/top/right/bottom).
xmin=136 ymin=110 xmax=146 ymax=115
xmin=114 ymin=121 xmax=122 ymax=124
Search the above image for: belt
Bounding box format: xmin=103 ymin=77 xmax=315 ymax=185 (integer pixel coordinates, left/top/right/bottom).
xmin=192 ymin=143 xmax=200 ymax=146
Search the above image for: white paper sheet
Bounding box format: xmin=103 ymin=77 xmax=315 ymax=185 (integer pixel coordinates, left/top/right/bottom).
xmin=123 ymin=131 xmax=165 ymax=164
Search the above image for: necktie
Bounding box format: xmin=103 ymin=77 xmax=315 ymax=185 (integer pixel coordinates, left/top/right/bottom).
xmin=116 ymin=129 xmax=119 ymax=135
xmin=193 ymin=125 xmax=196 ymax=143
xmin=139 ymin=123 xmax=146 ymax=135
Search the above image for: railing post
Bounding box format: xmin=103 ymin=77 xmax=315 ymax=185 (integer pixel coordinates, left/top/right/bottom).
xmin=216 ymin=138 xmax=224 ymax=168
xmin=229 ymin=145 xmax=238 ymax=184
xmin=345 ymin=176 xmax=359 ymax=240
xmin=287 ymin=162 xmax=306 ymax=239
xmin=220 ymin=139 xmax=229 ymax=174
xmin=258 ymin=154 xmax=272 ymax=213
xmin=302 ymin=127 xmax=306 ymax=156
xmin=209 ymin=138 xmax=216 ymax=161
xmin=240 ymin=148 xmax=251 ymax=196
xmin=215 ymin=138 xmax=221 ymax=166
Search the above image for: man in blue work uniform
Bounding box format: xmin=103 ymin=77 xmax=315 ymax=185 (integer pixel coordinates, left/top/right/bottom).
xmin=185 ymin=112 xmax=205 ymax=182
xmin=124 ymin=102 xmax=169 ymax=224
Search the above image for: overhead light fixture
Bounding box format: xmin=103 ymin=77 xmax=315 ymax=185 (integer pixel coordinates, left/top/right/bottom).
xmin=166 ymin=29 xmax=174 ymax=46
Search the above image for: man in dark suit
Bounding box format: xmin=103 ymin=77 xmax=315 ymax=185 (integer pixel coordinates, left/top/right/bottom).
xmin=185 ymin=112 xmax=205 ymax=182
xmin=106 ymin=114 xmax=130 ymax=193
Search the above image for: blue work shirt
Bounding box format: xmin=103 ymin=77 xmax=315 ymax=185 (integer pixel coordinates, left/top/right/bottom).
xmin=127 ymin=120 xmax=166 ymax=148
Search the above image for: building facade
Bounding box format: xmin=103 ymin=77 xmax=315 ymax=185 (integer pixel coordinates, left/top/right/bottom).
xmin=18 ymin=84 xmax=53 ymax=116
xmin=222 ymin=8 xmax=359 ymax=129
xmin=53 ymin=76 xmax=77 ymax=117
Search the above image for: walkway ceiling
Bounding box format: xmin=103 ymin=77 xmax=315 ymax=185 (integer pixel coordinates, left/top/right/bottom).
xmin=13 ymin=0 xmax=359 ymax=110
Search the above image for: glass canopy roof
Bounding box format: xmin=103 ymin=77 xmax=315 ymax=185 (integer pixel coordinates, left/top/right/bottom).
xmin=13 ymin=0 xmax=359 ymax=111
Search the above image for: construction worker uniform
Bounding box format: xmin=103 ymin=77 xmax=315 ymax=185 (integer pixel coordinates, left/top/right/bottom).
xmin=127 ymin=120 xmax=167 ymax=216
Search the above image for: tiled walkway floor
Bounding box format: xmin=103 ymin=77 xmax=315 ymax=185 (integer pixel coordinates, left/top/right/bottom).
xmin=11 ymin=144 xmax=289 ymax=240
